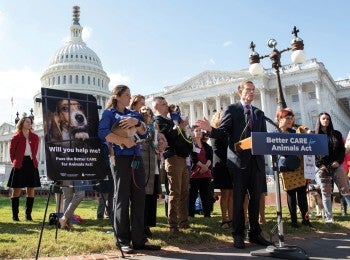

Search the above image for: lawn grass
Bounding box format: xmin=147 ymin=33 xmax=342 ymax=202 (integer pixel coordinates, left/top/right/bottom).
xmin=0 ymin=195 xmax=349 ymax=259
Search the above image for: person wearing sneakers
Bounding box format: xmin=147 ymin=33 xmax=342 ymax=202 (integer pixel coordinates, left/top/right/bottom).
xmin=7 ymin=116 xmax=41 ymax=221
xmin=196 ymin=80 xmax=272 ymax=249
xmin=315 ymin=112 xmax=350 ymax=223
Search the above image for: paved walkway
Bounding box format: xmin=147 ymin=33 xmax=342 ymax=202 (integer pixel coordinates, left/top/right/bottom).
xmin=33 ymin=232 xmax=350 ymax=260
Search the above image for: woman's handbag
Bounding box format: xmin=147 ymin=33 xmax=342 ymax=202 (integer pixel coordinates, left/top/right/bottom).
xmin=280 ymin=166 xmax=306 ymax=191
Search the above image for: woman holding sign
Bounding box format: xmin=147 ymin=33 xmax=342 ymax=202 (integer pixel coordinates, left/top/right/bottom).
xmin=8 ymin=116 xmax=41 ymax=221
xmin=276 ymin=109 xmax=312 ymax=228
xmin=98 ymin=85 xmax=160 ymax=254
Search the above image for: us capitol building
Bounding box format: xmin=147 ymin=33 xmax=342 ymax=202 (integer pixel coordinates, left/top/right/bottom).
xmin=0 ymin=6 xmax=350 ymax=182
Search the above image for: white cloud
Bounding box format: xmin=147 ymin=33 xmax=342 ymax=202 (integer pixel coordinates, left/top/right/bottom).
xmin=209 ymin=58 xmax=215 ymax=65
xmin=82 ymin=26 xmax=93 ymax=42
xmin=0 ymin=68 xmax=41 ymax=123
xmin=223 ymin=41 xmax=232 ymax=47
xmin=0 ymin=67 xmax=41 ymax=98
xmin=0 ymin=10 xmax=7 ymax=39
xmin=108 ymin=72 xmax=131 ymax=90
xmin=0 ymin=10 xmax=5 ymax=26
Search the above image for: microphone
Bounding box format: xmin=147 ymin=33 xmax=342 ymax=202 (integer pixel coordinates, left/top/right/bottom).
xmin=254 ymin=109 xmax=281 ymax=133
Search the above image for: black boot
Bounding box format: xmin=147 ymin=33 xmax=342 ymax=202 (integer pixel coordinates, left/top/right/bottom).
xmin=25 ymin=197 xmax=34 ymax=221
xmin=11 ymin=197 xmax=20 ymax=221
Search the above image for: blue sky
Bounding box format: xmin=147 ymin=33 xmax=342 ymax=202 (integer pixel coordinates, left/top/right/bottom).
xmin=0 ymin=0 xmax=349 ymax=124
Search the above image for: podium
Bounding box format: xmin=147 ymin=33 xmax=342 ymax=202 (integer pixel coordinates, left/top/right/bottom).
xmin=234 ymin=137 xmax=252 ymax=151
xmin=235 ymin=132 xmax=328 ymax=260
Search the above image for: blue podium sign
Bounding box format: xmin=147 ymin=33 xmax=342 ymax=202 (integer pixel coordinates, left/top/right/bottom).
xmin=251 ymin=132 xmax=328 ymax=155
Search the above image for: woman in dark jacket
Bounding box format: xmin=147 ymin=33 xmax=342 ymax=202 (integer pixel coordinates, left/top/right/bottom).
xmin=315 ymin=112 xmax=350 ymax=223
xmin=8 ymin=116 xmax=41 ymax=221
xmin=189 ymin=125 xmax=213 ymax=218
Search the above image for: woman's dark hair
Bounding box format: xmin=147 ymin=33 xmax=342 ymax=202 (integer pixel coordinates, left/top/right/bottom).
xmin=315 ymin=112 xmax=334 ymax=134
xmin=105 ymin=85 xmax=129 ymax=109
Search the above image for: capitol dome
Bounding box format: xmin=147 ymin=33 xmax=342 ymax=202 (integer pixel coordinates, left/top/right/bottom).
xmin=48 ymin=41 xmax=103 ymax=70
xmin=34 ymin=6 xmax=110 ymax=123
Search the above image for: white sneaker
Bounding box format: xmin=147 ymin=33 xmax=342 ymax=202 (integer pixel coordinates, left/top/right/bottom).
xmin=325 ymin=218 xmax=334 ymax=223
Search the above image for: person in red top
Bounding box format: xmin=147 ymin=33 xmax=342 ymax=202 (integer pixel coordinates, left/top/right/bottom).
xmin=7 ymin=116 xmax=41 ymax=221
xmin=189 ymin=126 xmax=213 ymax=218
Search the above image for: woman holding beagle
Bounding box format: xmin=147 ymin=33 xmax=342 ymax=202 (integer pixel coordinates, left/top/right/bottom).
xmin=8 ymin=116 xmax=41 ymax=221
xmin=98 ymin=85 xmax=160 ymax=254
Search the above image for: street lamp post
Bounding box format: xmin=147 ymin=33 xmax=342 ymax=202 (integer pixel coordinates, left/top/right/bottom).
xmin=249 ymin=26 xmax=307 ymax=110
xmin=248 ymin=27 xmax=309 ymax=260
xmin=14 ymin=108 xmax=35 ymax=125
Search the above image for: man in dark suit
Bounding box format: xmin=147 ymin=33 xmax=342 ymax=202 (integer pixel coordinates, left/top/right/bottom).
xmin=196 ymin=80 xmax=272 ymax=249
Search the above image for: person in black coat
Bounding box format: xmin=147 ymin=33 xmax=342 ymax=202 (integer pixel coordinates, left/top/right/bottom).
xmin=196 ymin=80 xmax=272 ymax=249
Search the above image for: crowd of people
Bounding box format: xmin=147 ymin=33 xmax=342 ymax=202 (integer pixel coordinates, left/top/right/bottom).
xmin=6 ymin=80 xmax=350 ymax=253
